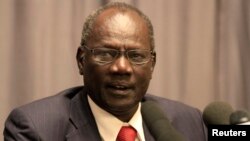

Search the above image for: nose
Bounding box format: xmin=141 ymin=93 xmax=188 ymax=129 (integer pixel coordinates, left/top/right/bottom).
xmin=109 ymin=55 xmax=133 ymax=74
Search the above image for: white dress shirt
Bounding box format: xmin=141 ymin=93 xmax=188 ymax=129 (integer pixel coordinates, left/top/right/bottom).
xmin=87 ymin=95 xmax=145 ymax=141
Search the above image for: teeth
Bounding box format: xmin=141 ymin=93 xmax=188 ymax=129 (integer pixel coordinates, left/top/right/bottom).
xmin=111 ymin=85 xmax=128 ymax=89
xmin=115 ymin=86 xmax=126 ymax=89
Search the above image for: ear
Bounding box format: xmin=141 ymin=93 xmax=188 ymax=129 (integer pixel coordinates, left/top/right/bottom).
xmin=150 ymin=52 xmax=156 ymax=72
xmin=76 ymin=46 xmax=85 ymax=75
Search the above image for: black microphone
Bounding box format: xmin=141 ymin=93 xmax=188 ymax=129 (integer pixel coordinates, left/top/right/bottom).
xmin=230 ymin=110 xmax=250 ymax=125
xmin=141 ymin=101 xmax=184 ymax=141
xmin=202 ymin=101 xmax=234 ymax=125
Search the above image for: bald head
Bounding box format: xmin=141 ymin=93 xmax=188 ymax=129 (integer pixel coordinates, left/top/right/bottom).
xmin=80 ymin=2 xmax=155 ymax=50
xmin=88 ymin=8 xmax=151 ymax=50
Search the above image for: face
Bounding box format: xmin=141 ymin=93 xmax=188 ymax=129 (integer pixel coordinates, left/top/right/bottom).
xmin=78 ymin=9 xmax=155 ymax=119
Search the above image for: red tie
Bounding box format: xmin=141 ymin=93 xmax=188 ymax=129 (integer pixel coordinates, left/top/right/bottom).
xmin=116 ymin=126 xmax=137 ymax=141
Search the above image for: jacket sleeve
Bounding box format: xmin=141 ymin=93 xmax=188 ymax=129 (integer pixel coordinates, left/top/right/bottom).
xmin=4 ymin=108 xmax=40 ymax=141
xmin=196 ymin=108 xmax=208 ymax=141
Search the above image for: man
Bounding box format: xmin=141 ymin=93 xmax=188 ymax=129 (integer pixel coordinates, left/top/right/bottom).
xmin=4 ymin=2 xmax=207 ymax=141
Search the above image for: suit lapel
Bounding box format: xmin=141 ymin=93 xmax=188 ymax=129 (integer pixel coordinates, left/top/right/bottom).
xmin=66 ymin=88 xmax=102 ymax=141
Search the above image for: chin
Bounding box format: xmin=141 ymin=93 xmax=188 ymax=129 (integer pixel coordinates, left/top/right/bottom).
xmin=105 ymin=100 xmax=138 ymax=112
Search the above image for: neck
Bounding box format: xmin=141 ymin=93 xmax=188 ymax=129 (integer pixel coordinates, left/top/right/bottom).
xmin=107 ymin=104 xmax=139 ymax=122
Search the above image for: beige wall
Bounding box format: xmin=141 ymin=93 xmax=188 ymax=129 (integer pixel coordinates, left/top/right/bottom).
xmin=1 ymin=0 xmax=250 ymax=140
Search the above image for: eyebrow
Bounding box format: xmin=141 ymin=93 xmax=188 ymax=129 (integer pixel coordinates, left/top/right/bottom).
xmin=100 ymin=43 xmax=144 ymax=50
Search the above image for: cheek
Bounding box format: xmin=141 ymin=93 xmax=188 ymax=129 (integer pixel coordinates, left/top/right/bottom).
xmin=136 ymin=65 xmax=153 ymax=79
xmin=83 ymin=63 xmax=106 ymax=85
xmin=134 ymin=67 xmax=152 ymax=90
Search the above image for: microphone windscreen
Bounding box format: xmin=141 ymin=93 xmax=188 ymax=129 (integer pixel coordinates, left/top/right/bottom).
xmin=230 ymin=110 xmax=250 ymax=125
xmin=202 ymin=101 xmax=233 ymax=125
xmin=142 ymin=101 xmax=184 ymax=141
xmin=141 ymin=101 xmax=166 ymax=127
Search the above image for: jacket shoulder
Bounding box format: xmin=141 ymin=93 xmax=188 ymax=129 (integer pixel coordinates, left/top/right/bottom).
xmin=144 ymin=94 xmax=200 ymax=114
xmin=4 ymin=86 xmax=84 ymax=140
xmin=16 ymin=86 xmax=82 ymax=112
xmin=143 ymin=94 xmax=207 ymax=141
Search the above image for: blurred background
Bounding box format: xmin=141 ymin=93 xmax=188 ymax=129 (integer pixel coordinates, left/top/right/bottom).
xmin=1 ymin=0 xmax=249 ymax=140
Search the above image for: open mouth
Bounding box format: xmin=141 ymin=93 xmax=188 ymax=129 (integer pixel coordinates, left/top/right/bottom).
xmin=106 ymin=83 xmax=133 ymax=96
xmin=109 ymin=85 xmax=129 ymax=90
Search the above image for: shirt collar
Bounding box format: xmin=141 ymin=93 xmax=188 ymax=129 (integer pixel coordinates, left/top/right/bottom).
xmin=87 ymin=95 xmax=145 ymax=141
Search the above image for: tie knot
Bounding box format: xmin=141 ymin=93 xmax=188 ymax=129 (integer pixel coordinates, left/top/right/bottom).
xmin=117 ymin=126 xmax=137 ymax=141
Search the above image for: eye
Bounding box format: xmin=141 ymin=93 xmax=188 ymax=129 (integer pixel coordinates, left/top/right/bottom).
xmin=94 ymin=48 xmax=117 ymax=61
xmin=128 ymin=51 xmax=147 ymax=61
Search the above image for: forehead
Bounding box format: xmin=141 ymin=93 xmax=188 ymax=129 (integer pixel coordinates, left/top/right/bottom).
xmin=90 ymin=8 xmax=150 ymax=48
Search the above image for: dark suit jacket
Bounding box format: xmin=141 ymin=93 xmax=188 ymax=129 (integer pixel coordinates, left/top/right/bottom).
xmin=4 ymin=86 xmax=207 ymax=141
